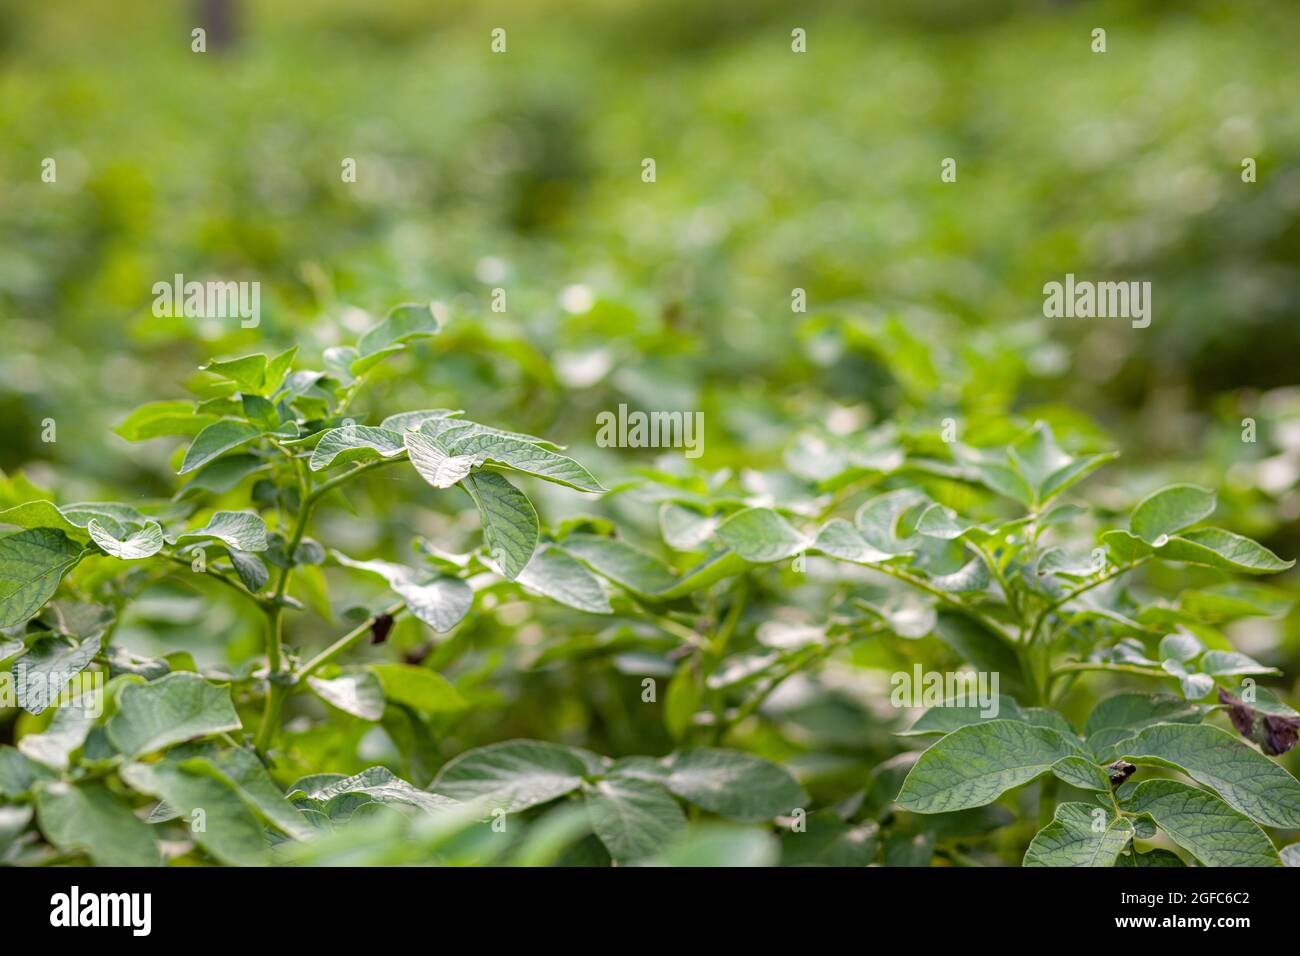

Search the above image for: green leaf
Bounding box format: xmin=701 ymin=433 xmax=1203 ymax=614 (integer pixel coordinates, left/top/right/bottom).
xmin=169 ymin=510 xmax=269 ymax=553
xmin=11 ymin=633 xmax=101 ymax=715
xmin=0 ymin=805 xmax=32 ymax=856
xmin=333 ymin=553 xmax=473 ymax=632
xmin=1009 ymin=423 xmax=1115 ymax=506
xmin=1120 ymin=723 xmax=1300 ymax=828
xmin=309 ymin=425 xmax=406 ymax=471
xmin=403 ymin=431 xmax=475 ymax=488
xmin=88 ymin=518 xmax=164 ymax=559
xmin=585 ymin=775 xmax=687 ymax=862
xmin=295 ymin=766 xmax=459 ymax=815
xmin=0 ymin=528 xmax=84 ymax=627
xmin=1050 ymin=756 xmax=1111 ymax=792
xmin=1130 ymin=484 xmax=1216 ymax=544
xmin=664 ymin=662 xmax=702 ymax=740
xmin=1120 ymin=847 xmax=1187 ymax=868
xmin=106 ymin=673 xmax=242 ymax=758
xmin=516 ymin=544 xmax=611 ymax=614
xmin=1123 ymin=779 xmax=1281 ymax=866
xmin=368 ymin=663 xmax=467 ymax=713
xmin=931 ymin=613 xmax=1029 ymax=698
xmin=178 ymin=454 xmax=267 ymax=497
xmin=463 ymin=471 xmax=538 ymax=580
xmin=114 ymin=400 xmax=219 ymax=441
xmin=855 ymin=489 xmax=927 ymax=555
xmin=1180 ymin=582 xmax=1294 ymax=622
xmin=18 ymin=705 xmax=95 ymax=771
xmin=380 ymin=409 xmax=462 ymax=432
xmin=560 ymin=534 xmax=678 ymax=597
xmin=263 ymin=345 xmax=299 ymax=395
xmin=659 ymin=503 xmax=720 ymax=551
xmin=779 ymin=810 xmax=880 ymax=866
xmin=1200 ymin=650 xmax=1278 ymax=676
xmin=120 ymin=760 xmax=266 ymax=865
xmin=1102 ymin=529 xmax=1152 ymax=564
xmin=201 ymin=353 xmax=269 ymax=392
xmin=898 ymin=696 xmax=1025 ymax=736
xmin=716 ymin=508 xmax=808 ymax=563
xmin=179 ymin=421 xmax=262 ymax=475
xmin=34 ymin=781 xmax=160 ymax=866
xmin=432 ymin=739 xmax=604 ymax=812
xmin=647 ymin=823 xmax=779 ymax=867
xmin=228 ymin=549 xmax=268 ymax=591
xmin=240 ymin=394 xmax=280 ymax=431
xmin=0 ymin=745 xmax=56 ymax=797
xmin=657 ymin=749 xmax=806 ymax=821
xmin=172 ymin=744 xmax=317 ymax=840
xmin=1156 ymin=528 xmax=1294 ymax=574
xmin=1083 ymin=693 xmax=1208 ymax=756
xmin=443 ymin=429 xmax=604 ymax=493
xmin=897 ymin=720 xmax=1084 ymax=813
xmin=356 ymin=303 xmax=439 ymax=360
xmin=1024 ymin=803 xmax=1133 ymax=867
xmin=308 ymin=671 xmax=386 ymax=721
xmin=812 ymin=518 xmax=893 ymax=564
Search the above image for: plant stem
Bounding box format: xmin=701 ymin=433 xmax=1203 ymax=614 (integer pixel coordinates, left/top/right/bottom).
xmin=252 ymin=455 xmax=407 ymax=751
xmin=1049 ymin=661 xmax=1169 ymax=684
xmin=1026 ymin=556 xmax=1150 ymax=646
xmin=1038 ymin=776 xmax=1059 ymax=829
xmin=296 ymin=601 xmax=407 ymax=680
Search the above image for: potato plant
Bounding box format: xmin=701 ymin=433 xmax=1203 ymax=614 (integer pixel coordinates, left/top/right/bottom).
xmin=1 ymin=303 xmax=1298 ymax=867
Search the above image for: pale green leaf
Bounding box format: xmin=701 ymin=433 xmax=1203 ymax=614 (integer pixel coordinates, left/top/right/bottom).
xmin=657 ymin=749 xmax=806 ymax=821
xmin=106 ymin=673 xmax=242 ymax=758
xmin=1131 ymin=484 xmax=1216 ymax=544
xmin=1121 ymin=723 xmax=1300 ymax=828
xmin=463 ymin=471 xmax=538 ymax=580
xmin=897 ymin=720 xmax=1084 ymax=813
xmin=1123 ymin=779 xmax=1281 ymax=866
xmin=169 ymin=510 xmax=269 ymax=552
xmin=88 ymin=518 xmax=164 ymax=559
xmin=179 ymin=421 xmax=262 ymax=475
xmin=516 ymin=544 xmax=611 ymax=614
xmin=443 ymin=429 xmax=603 ymax=493
xmin=403 ymin=431 xmax=475 ymax=488
xmin=369 ymin=663 xmax=467 ymax=713
xmin=0 ymin=528 xmax=84 ymax=627
xmin=716 ymin=508 xmax=807 ymax=563
xmin=1157 ymin=528 xmax=1294 ymax=574
xmin=586 ymin=775 xmax=687 ymax=862
xmin=114 ymin=400 xmax=219 ymax=442
xmin=308 ymin=671 xmax=386 ymax=721
xmin=309 ymin=425 xmax=406 ymax=471
xmin=432 ymin=739 xmax=604 ymax=812
xmin=35 ymin=781 xmax=160 ymax=866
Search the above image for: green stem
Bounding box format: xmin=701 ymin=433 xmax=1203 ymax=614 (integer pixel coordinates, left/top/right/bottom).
xmin=1027 ymin=556 xmax=1150 ymax=646
xmin=296 ymin=602 xmax=407 ymax=680
xmin=164 ymin=554 xmax=265 ymax=608
xmin=1049 ymin=661 xmax=1169 ymax=684
xmin=1038 ymin=776 xmax=1059 ymax=829
xmin=252 ymin=455 xmax=406 ymax=751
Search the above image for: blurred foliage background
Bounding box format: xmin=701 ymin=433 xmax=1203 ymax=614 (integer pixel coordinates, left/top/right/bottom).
xmin=1 ymin=0 xmax=1299 ymax=863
